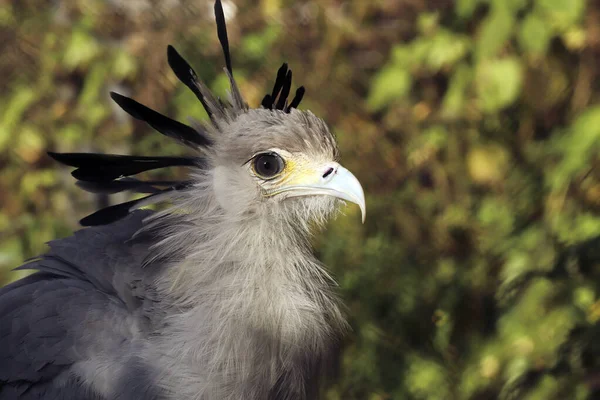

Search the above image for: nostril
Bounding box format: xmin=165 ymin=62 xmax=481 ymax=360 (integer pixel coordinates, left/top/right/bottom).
xmin=322 ymin=167 xmax=335 ymax=179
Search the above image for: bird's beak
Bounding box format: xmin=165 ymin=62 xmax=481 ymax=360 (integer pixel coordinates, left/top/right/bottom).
xmin=273 ymin=164 xmax=366 ymax=222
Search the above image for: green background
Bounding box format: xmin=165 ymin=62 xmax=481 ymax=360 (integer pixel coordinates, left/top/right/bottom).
xmin=1 ymin=0 xmax=599 ymax=398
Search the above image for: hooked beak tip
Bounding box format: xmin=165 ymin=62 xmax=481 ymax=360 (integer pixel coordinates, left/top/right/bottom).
xmin=327 ymin=165 xmax=366 ymax=223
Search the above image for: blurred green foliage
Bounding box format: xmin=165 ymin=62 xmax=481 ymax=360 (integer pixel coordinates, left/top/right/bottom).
xmin=1 ymin=0 xmax=600 ymax=398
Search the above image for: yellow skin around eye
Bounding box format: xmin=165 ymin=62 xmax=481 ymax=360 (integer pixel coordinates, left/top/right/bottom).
xmin=277 ymin=156 xmax=324 ymax=187
xmin=253 ymin=152 xmax=326 ymax=198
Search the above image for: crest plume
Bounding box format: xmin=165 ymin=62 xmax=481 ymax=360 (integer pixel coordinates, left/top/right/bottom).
xmin=50 ymin=0 xmax=307 ymax=226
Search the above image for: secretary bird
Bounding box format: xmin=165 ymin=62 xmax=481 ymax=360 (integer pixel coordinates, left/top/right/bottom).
xmin=0 ymin=1 xmax=365 ymax=399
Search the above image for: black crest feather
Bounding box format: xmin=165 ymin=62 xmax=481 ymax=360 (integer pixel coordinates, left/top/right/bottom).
xmin=51 ymin=0 xmax=311 ymax=226
xmin=167 ymin=45 xmax=224 ymax=120
xmin=110 ymin=92 xmax=212 ymax=148
xmin=79 ymin=193 xmax=160 ymax=226
xmin=261 ymin=94 xmax=273 ymax=109
xmin=215 ymin=0 xmax=232 ymax=75
xmin=76 ymin=178 xmax=189 ymax=195
xmin=288 ymin=86 xmax=305 ymax=110
xmin=271 ymin=64 xmax=289 ymax=100
xmin=275 ymin=70 xmax=292 ymax=110
xmin=262 ymin=63 xmax=304 ymax=112
xmin=48 ymin=152 xmax=199 ymax=182
xmin=78 ymin=181 xmax=192 ymax=226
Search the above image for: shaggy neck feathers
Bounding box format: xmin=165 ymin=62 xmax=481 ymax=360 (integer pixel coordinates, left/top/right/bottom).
xmin=143 ymin=169 xmax=344 ymax=400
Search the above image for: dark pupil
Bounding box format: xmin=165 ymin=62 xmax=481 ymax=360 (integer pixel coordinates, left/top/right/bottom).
xmin=262 ymin=160 xmax=272 ymax=171
xmin=255 ymin=154 xmax=281 ymax=177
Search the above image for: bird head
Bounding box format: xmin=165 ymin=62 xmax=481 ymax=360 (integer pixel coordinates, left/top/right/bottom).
xmin=48 ymin=0 xmax=365 ymax=228
xmin=209 ymin=108 xmax=365 ymax=225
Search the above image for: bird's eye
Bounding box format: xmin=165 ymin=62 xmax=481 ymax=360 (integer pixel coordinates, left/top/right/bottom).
xmin=252 ymin=152 xmax=285 ymax=179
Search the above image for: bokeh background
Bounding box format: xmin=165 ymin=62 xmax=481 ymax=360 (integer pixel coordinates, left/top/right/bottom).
xmin=1 ymin=0 xmax=599 ymax=398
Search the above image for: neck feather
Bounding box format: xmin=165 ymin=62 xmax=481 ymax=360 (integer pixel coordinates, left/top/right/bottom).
xmin=142 ymin=171 xmax=345 ymax=399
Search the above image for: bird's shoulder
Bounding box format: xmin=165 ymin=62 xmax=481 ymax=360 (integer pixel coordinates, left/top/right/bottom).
xmin=16 ymin=209 xmax=158 ymax=300
xmin=0 ymin=210 xmax=163 ymax=399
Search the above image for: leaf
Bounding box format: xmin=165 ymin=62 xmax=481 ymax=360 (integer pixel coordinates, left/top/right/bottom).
xmin=0 ymin=87 xmax=37 ymax=151
xmin=536 ymin=0 xmax=585 ymax=31
xmin=241 ymin=25 xmax=281 ymax=60
xmin=475 ymin=4 xmax=515 ymax=61
xmin=551 ymin=211 xmax=600 ymax=245
xmin=467 ymin=143 xmax=511 ymax=184
xmin=112 ymin=50 xmax=138 ymax=79
xmin=424 ymin=30 xmax=471 ymax=70
xmin=63 ymin=29 xmax=101 ymax=69
xmin=79 ymin=64 xmax=106 ymax=108
xmin=476 ymin=57 xmax=523 ymax=112
xmin=455 ymin=0 xmax=482 ymax=19
xmin=417 ymin=12 xmax=440 ymax=35
xmin=441 ymin=63 xmax=472 ymax=118
xmin=405 ymin=355 xmax=451 ymax=400
xmin=0 ymin=3 xmax=15 ymax=27
xmin=550 ymin=105 xmax=600 ymax=190
xmin=367 ymin=66 xmax=411 ymax=111
xmin=1 ymin=87 xmax=36 ymax=129
xmin=493 ymin=0 xmax=527 ymax=13
xmin=15 ymin=124 xmax=45 ymax=163
xmin=518 ymin=13 xmax=553 ymax=56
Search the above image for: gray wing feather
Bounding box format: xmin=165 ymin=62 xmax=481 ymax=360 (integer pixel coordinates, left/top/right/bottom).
xmin=0 ymin=210 xmax=162 ymax=399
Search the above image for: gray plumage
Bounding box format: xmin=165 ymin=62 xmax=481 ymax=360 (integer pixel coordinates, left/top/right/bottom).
xmin=0 ymin=2 xmax=365 ymax=399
